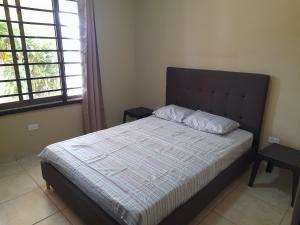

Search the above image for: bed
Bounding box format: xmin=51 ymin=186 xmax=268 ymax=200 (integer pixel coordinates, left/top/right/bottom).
xmin=40 ymin=67 xmax=270 ymax=225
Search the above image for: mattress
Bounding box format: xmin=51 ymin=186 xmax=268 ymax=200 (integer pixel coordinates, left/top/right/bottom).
xmin=39 ymin=116 xmax=253 ymax=225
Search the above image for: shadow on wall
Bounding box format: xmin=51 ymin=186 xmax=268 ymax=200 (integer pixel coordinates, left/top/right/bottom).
xmin=260 ymin=76 xmax=281 ymax=148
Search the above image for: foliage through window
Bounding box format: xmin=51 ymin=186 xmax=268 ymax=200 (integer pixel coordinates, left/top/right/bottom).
xmin=0 ymin=0 xmax=82 ymax=113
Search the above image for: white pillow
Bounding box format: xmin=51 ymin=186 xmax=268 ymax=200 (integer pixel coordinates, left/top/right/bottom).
xmin=183 ymin=110 xmax=240 ymax=134
xmin=153 ymin=105 xmax=194 ymax=123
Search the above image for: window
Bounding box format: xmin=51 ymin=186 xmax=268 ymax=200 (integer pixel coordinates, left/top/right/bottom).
xmin=0 ymin=0 xmax=82 ymax=114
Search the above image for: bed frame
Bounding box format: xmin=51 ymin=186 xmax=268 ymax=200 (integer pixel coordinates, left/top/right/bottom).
xmin=41 ymin=67 xmax=270 ymax=225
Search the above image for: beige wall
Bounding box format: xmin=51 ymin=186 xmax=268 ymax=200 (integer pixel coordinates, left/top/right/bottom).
xmin=0 ymin=0 xmax=137 ymax=162
xmin=95 ymin=0 xmax=137 ymax=127
xmin=135 ymin=0 xmax=300 ymax=149
xmin=0 ymin=104 xmax=83 ymax=162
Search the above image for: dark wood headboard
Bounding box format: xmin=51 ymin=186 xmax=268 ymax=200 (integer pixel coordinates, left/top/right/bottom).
xmin=166 ymin=67 xmax=270 ymax=151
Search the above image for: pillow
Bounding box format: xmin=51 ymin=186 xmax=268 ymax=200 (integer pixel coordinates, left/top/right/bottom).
xmin=153 ymin=105 xmax=194 ymax=123
xmin=183 ymin=110 xmax=240 ymax=134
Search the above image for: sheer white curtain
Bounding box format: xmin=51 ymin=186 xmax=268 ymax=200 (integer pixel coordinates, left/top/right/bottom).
xmin=78 ymin=0 xmax=106 ymax=133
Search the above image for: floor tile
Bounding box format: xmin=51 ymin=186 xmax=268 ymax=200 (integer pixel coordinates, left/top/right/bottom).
xmin=236 ymin=183 xmax=291 ymax=211
xmin=0 ymin=161 xmax=24 ymax=179
xmin=27 ymin=165 xmax=46 ymax=188
xmin=249 ymin=166 xmax=291 ymax=191
xmin=18 ymin=155 xmax=41 ymax=170
xmin=62 ymin=208 xmax=86 ymax=225
xmin=280 ymin=208 xmax=293 ymax=225
xmin=199 ymin=212 xmax=236 ymax=225
xmin=214 ymin=187 xmax=285 ymax=225
xmin=0 ymin=188 xmax=58 ymax=225
xmin=235 ymin=162 xmax=272 ymax=185
xmin=44 ymin=188 xmax=68 ymax=210
xmin=189 ymin=208 xmax=210 ymax=225
xmin=0 ymin=172 xmax=37 ymax=204
xmin=208 ymin=178 xmax=241 ymax=210
xmin=34 ymin=212 xmax=71 ymax=225
xmin=239 ymin=167 xmax=292 ymax=211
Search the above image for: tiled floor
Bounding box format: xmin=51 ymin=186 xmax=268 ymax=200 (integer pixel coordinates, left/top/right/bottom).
xmin=0 ymin=155 xmax=294 ymax=225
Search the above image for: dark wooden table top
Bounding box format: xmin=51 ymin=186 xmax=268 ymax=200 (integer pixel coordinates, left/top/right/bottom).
xmin=259 ymin=144 xmax=300 ymax=169
xmin=125 ymin=107 xmax=153 ymax=118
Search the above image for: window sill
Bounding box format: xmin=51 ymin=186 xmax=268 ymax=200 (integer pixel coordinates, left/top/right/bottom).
xmin=0 ymin=98 xmax=82 ymax=116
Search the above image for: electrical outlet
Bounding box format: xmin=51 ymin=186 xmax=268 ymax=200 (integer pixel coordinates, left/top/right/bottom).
xmin=27 ymin=123 xmax=39 ymax=131
xmin=268 ymin=136 xmax=280 ymax=144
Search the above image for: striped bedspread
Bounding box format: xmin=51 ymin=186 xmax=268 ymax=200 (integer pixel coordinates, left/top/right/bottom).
xmin=40 ymin=116 xmax=253 ymax=225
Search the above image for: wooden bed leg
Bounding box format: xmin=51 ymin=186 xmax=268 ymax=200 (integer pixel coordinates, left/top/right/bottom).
xmin=46 ymin=181 xmax=51 ymax=190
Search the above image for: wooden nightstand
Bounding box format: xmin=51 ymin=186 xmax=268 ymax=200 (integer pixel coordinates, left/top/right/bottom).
xmin=248 ymin=144 xmax=300 ymax=206
xmin=123 ymin=107 xmax=153 ymax=123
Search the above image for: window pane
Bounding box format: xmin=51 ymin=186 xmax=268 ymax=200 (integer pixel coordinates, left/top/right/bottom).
xmin=59 ymin=13 xmax=79 ymax=26
xmin=9 ymin=7 xmax=18 ymax=20
xmin=63 ymin=51 xmax=81 ymax=62
xmin=33 ymin=90 xmax=61 ymax=99
xmin=62 ymin=39 xmax=80 ymax=50
xmin=66 ymin=76 xmax=82 ymax=89
xmin=0 ymin=6 xmax=5 ymax=20
xmin=11 ymin=23 xmax=20 ymax=36
xmin=0 ymin=22 xmax=8 ymax=35
xmin=7 ymin=0 xmax=15 ymax=5
xmin=29 ymin=64 xmax=59 ymax=77
xmin=27 ymin=52 xmax=58 ymax=63
xmin=16 ymin=52 xmax=24 ymax=63
xmin=14 ymin=38 xmax=22 ymax=50
xmin=32 ymin=78 xmax=61 ymax=92
xmin=0 ymin=0 xmax=83 ymax=106
xmin=0 ymin=96 xmax=19 ymax=103
xmin=21 ymin=80 xmax=28 ymax=93
xmin=59 ymin=0 xmax=78 ymax=13
xmin=0 ymin=52 xmax=24 ymax=64
xmin=22 ymin=9 xmax=54 ymax=24
xmin=0 ymin=51 xmax=13 ymax=64
xmin=67 ymin=88 xmax=82 ymax=96
xmin=61 ymin=26 xmax=80 ymax=39
xmin=64 ymin=63 xmax=81 ymax=75
xmin=0 ymin=66 xmax=15 ymax=80
xmin=0 ymin=81 xmax=18 ymax=96
xmin=20 ymin=0 xmax=53 ymax=10
xmin=26 ymin=38 xmax=57 ymax=50
xmin=24 ymin=24 xmax=55 ymax=37
xmin=0 ymin=37 xmax=11 ymax=50
xmin=23 ymin=95 xmax=29 ymax=100
xmin=18 ymin=65 xmax=26 ymax=78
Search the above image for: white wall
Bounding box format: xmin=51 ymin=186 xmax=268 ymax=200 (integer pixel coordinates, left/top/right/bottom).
xmin=135 ymin=0 xmax=300 ymax=149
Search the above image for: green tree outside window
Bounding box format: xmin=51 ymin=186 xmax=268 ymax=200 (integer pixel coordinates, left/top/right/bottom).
xmin=0 ymin=22 xmax=61 ymax=100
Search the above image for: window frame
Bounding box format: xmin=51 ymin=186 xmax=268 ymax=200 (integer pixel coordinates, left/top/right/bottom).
xmin=0 ymin=0 xmax=82 ymax=116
